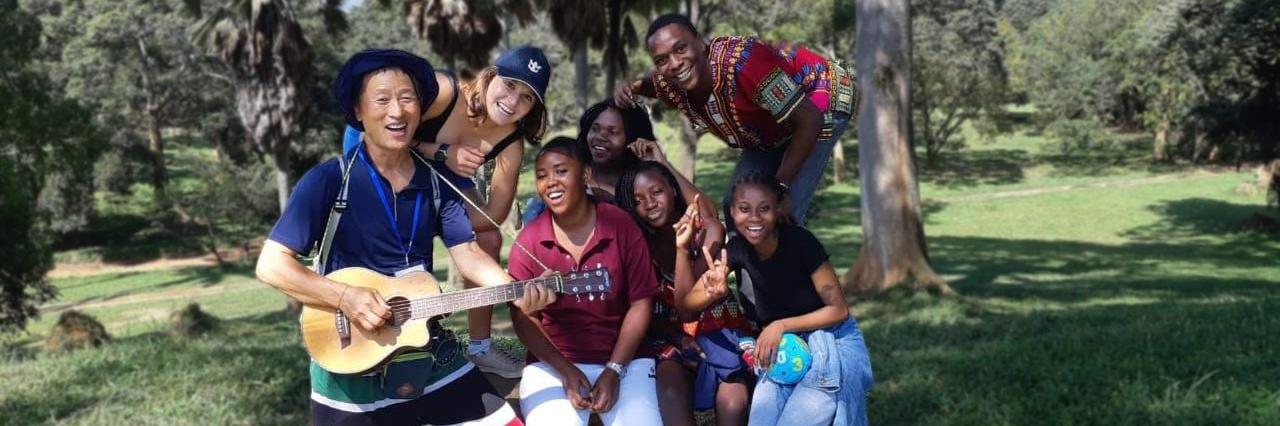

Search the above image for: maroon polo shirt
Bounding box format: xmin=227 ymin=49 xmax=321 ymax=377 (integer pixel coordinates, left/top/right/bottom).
xmin=508 ymin=201 xmax=659 ymax=365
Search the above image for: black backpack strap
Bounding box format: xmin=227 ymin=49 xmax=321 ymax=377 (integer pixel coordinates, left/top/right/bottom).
xmin=415 ymin=73 xmax=459 ymax=143
xmin=313 ymin=149 xmax=359 ymax=274
xmin=482 ymin=130 xmax=524 ymax=164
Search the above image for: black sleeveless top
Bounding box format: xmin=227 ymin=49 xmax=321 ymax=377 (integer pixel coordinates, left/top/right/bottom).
xmin=416 ymin=73 xmax=523 ymax=166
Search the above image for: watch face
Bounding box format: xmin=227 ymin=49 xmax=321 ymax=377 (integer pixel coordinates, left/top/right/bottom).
xmin=434 ymin=144 xmax=448 ymax=162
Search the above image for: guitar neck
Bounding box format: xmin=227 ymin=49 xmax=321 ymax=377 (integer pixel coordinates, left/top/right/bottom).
xmin=409 ymin=276 xmax=559 ymax=319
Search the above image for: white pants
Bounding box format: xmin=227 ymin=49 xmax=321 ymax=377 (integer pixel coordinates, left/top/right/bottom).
xmin=519 ymin=358 xmax=662 ymax=426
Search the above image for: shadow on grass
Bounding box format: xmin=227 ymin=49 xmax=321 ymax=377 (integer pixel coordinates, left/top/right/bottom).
xmin=865 ymin=292 xmax=1280 ymax=424
xmin=1124 ymin=198 xmax=1280 ymax=241
xmin=930 ymin=235 xmax=1278 ymax=301
xmin=47 ymin=264 xmax=256 ymax=311
xmin=0 ymin=311 xmax=311 ymax=425
xmin=919 ymin=149 xmax=1029 ymax=188
xmin=860 ymin=233 xmax=1280 ymax=424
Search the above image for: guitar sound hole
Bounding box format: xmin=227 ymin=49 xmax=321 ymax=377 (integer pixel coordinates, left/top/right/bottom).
xmin=386 ymin=296 xmax=412 ymax=327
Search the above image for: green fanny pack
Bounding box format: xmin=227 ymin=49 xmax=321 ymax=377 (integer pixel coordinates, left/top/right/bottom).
xmin=377 ymin=324 xmax=461 ymax=400
xmin=380 ymin=350 xmax=435 ymax=400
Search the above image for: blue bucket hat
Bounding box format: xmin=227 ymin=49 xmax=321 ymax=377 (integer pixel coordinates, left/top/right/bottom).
xmin=333 ymin=49 xmax=438 ymax=131
xmin=495 ymin=45 xmax=551 ymax=104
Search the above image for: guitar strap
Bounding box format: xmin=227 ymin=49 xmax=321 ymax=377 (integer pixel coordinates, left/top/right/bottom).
xmin=405 ymin=148 xmax=553 ymax=274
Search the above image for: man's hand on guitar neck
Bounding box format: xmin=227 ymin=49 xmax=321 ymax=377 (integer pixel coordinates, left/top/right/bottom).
xmin=512 ymin=270 xmax=558 ymax=314
xmin=338 ymin=285 xmax=393 ymax=331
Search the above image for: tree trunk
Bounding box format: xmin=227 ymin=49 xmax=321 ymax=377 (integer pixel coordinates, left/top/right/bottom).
xmin=604 ymin=0 xmax=624 ymax=96
xmin=271 ymin=143 xmax=291 ymax=213
xmin=682 ymin=0 xmax=702 ymax=29
xmin=1153 ymin=121 xmax=1171 ymax=162
xmin=146 ymin=113 xmax=169 ymax=209
xmin=842 ymin=0 xmax=951 ymax=295
xmin=832 ymin=141 xmax=846 ymax=185
xmin=673 ymin=115 xmax=699 ymax=180
xmin=574 ymin=45 xmax=591 ymax=112
xmin=829 ymin=19 xmax=846 ymax=186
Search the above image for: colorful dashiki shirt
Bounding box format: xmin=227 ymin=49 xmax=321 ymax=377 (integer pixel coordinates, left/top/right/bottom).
xmin=652 ymin=36 xmax=857 ymax=151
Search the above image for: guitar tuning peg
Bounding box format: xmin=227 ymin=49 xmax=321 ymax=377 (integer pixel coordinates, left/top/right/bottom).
xmin=601 ymin=293 xmax=606 ymax=301
xmin=575 ymin=294 xmax=582 ymax=303
xmin=589 ymin=293 xmax=595 ymax=302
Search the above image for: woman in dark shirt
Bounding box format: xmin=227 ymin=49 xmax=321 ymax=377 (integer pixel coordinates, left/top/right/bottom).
xmin=682 ymin=171 xmax=873 ymax=426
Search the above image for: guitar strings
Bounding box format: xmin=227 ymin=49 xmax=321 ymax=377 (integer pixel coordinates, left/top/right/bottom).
xmin=365 ymin=272 xmax=603 ymax=320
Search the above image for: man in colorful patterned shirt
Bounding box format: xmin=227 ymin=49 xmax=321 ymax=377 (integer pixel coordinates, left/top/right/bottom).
xmin=616 ymin=13 xmax=857 ymax=226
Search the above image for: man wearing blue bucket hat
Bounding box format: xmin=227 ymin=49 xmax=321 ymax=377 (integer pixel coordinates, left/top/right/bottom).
xmin=256 ymin=48 xmax=555 ymax=425
xmin=340 ymin=46 xmax=553 ymax=380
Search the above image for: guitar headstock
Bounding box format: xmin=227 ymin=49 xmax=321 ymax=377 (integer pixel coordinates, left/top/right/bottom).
xmin=554 ymin=266 xmax=611 ymax=299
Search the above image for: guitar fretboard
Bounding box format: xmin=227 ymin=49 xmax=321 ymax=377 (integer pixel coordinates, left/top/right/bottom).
xmin=401 ymin=277 xmax=553 ymax=319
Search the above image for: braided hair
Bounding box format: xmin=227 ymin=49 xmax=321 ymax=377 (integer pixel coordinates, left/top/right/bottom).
xmin=615 ymin=161 xmax=689 ymax=235
xmin=730 ymin=170 xmax=786 ymax=204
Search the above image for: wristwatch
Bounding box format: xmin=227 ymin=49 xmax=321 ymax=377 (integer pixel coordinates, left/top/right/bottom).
xmin=605 ymin=361 xmax=627 ymax=378
xmin=433 ymin=143 xmax=450 ymax=163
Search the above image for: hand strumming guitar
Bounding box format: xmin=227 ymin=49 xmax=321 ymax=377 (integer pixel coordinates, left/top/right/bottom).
xmin=337 ymin=285 xmax=392 ymax=331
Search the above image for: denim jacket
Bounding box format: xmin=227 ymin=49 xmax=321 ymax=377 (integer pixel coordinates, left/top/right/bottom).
xmin=802 ymin=316 xmax=874 ymax=426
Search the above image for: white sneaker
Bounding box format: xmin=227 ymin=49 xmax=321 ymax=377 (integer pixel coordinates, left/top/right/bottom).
xmin=467 ymin=346 xmax=525 ymax=379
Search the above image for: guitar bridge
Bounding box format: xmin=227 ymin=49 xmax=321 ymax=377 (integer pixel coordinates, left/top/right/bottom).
xmin=336 ymin=311 xmax=351 ymax=349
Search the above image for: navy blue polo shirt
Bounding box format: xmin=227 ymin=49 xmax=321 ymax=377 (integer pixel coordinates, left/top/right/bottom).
xmin=268 ymin=146 xmax=474 ymax=276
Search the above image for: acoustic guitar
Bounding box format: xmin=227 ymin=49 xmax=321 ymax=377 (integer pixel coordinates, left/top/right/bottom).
xmin=301 ymin=266 xmax=611 ymax=374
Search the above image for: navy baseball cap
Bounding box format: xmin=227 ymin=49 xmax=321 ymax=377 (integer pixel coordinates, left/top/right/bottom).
xmin=333 ymin=49 xmax=438 ymax=131
xmin=495 ymin=45 xmax=551 ymax=104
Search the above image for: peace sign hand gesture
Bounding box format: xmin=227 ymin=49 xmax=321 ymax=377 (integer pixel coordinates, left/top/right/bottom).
xmin=700 ymin=247 xmax=731 ymax=300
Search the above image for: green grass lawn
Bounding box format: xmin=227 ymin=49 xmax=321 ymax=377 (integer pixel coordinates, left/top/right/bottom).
xmin=4 ymin=117 xmax=1279 ymax=424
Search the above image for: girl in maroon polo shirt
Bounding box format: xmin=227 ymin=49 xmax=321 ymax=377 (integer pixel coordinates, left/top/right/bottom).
xmin=507 ymin=137 xmax=663 ymax=425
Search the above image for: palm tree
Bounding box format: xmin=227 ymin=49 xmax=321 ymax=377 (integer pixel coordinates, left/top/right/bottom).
xmin=392 ymin=0 xmax=535 ymax=73
xmin=538 ymin=0 xmax=606 ymax=110
xmin=189 ymin=0 xmax=344 ymax=213
xmin=189 ymin=0 xmax=345 ymax=314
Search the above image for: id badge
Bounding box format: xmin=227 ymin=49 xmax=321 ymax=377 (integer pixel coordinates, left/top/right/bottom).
xmin=394 ymin=263 xmax=426 ymax=277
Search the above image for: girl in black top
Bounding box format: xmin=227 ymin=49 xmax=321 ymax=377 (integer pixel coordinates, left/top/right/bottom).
xmin=684 ymin=171 xmax=873 ymax=426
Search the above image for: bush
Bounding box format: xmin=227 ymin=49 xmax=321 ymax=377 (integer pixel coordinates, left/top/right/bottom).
xmin=44 ymin=310 xmax=110 ymax=353
xmin=1046 ymin=118 xmax=1114 ymax=154
xmin=170 ymin=303 xmax=218 ymax=339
